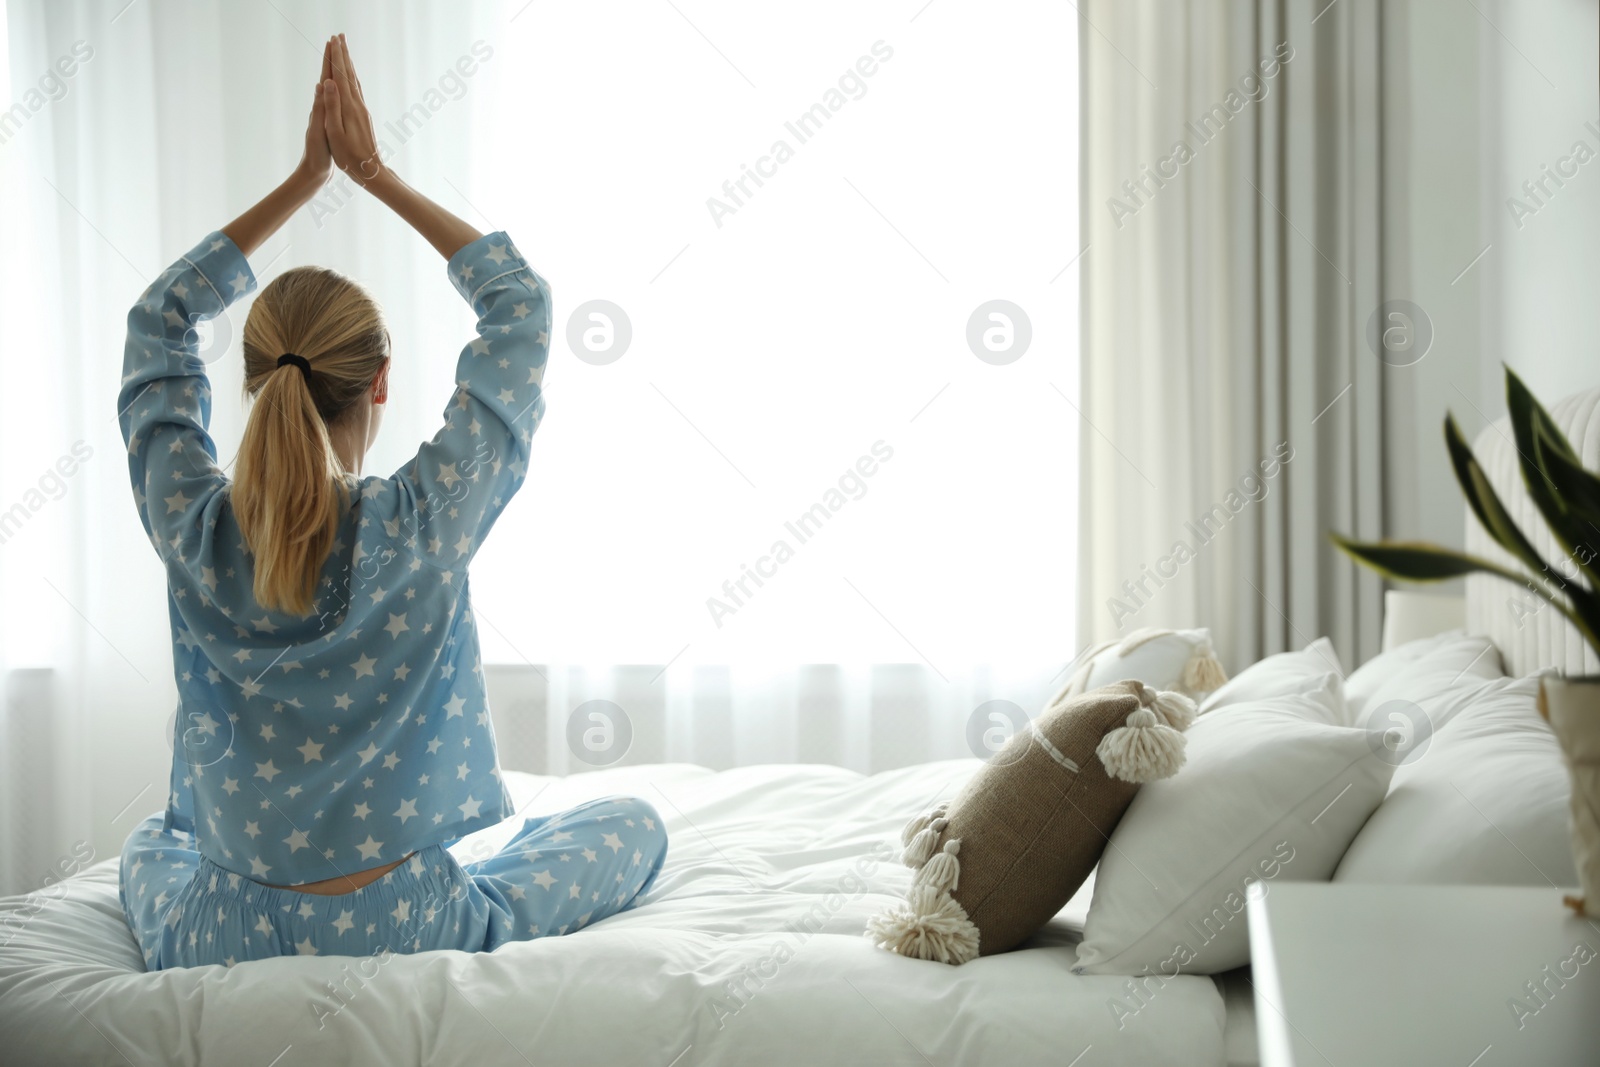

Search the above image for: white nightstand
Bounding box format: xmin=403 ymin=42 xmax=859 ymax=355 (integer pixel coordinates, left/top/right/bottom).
xmin=1246 ymin=882 xmax=1599 ymax=1066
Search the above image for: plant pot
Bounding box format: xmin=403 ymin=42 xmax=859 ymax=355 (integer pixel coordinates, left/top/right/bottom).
xmin=1539 ymin=676 xmax=1600 ymax=915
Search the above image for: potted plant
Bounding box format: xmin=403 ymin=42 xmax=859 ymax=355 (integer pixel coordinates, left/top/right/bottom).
xmin=1331 ymin=367 xmax=1600 ymax=915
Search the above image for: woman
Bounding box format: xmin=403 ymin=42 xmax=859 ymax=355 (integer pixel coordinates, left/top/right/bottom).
xmin=117 ymin=35 xmax=666 ymax=970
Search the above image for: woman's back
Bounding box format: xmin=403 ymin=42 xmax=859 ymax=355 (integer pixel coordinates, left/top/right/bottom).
xmin=166 ymin=465 xmax=508 ymax=885
xmin=122 ymin=227 xmax=547 ymax=887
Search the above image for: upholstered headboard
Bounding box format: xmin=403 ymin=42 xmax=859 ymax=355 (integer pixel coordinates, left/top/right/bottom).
xmin=1464 ymin=386 xmax=1600 ymax=677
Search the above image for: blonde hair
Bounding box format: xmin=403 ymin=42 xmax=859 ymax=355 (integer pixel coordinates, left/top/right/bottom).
xmin=233 ymin=267 xmax=389 ymax=617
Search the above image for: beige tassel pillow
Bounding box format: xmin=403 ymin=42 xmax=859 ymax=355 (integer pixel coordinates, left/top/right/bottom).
xmin=1056 ymin=627 xmax=1228 ymax=701
xmin=867 ymin=680 xmax=1193 ymax=965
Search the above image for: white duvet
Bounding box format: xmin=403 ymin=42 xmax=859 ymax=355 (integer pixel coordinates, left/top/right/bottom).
xmin=0 ymin=760 xmax=1227 ymax=1066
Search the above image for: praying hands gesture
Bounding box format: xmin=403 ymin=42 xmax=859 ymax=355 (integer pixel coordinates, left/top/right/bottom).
xmin=223 ymin=33 xmax=482 ymax=263
xmin=319 ymin=34 xmax=385 ymax=188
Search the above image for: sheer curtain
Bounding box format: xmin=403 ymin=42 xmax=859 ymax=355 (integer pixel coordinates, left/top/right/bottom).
xmin=0 ymin=0 xmax=1076 ymax=895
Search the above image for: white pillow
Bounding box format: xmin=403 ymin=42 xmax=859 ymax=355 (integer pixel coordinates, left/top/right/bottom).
xmin=1073 ymin=689 xmax=1395 ymax=975
xmin=1344 ymin=633 xmax=1504 ymax=735
xmin=1056 ymin=627 xmax=1228 ymax=700
xmin=1335 ymin=672 xmax=1576 ymax=887
xmin=1199 ymin=636 xmax=1348 ymax=725
xmin=1345 ymin=631 xmax=1504 ymax=730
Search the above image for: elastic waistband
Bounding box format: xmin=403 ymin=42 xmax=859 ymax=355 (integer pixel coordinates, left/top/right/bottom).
xmin=194 ymin=844 xmax=459 ymax=912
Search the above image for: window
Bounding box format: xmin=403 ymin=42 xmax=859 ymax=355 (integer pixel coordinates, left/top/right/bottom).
xmin=458 ymin=2 xmax=1080 ymax=671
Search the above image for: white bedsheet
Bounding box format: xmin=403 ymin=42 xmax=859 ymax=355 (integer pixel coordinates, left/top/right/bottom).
xmin=0 ymin=760 xmax=1227 ymax=1066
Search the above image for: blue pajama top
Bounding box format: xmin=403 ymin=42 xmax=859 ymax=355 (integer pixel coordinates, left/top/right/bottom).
xmin=118 ymin=229 xmax=550 ymax=886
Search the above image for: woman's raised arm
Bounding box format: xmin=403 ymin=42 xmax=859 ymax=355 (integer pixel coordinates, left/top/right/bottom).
xmin=320 ymin=33 xmax=483 ymax=261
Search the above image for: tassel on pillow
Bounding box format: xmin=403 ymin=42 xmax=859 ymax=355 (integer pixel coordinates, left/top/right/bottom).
xmin=1097 ymin=707 xmax=1187 ymax=783
xmin=901 ymin=811 xmax=948 ymax=869
xmin=1147 ymin=685 xmax=1198 ymax=731
xmin=900 ymin=805 xmax=945 ymax=847
xmin=1098 ymin=683 xmax=1191 ymax=782
xmin=865 ymin=882 xmax=981 ymax=966
xmin=1181 ymin=638 xmax=1229 ymax=695
xmin=919 ymin=839 xmax=962 ymax=893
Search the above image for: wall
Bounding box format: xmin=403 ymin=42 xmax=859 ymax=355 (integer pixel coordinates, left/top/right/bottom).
xmin=1484 ymin=0 xmax=1600 ymax=408
xmin=1387 ymin=0 xmax=1599 ymax=553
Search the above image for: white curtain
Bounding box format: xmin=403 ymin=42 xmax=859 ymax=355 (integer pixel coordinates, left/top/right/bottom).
xmin=0 ymin=0 xmax=1077 ymax=895
xmin=1076 ymin=0 xmax=1389 ymax=675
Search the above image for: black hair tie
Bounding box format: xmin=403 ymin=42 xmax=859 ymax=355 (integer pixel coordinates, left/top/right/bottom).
xmin=277 ymin=353 xmax=312 ymax=383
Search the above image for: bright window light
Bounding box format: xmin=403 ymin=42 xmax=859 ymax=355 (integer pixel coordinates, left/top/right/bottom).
xmin=452 ymin=1 xmax=1079 ymax=669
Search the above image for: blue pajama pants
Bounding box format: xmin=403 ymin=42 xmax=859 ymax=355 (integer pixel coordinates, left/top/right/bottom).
xmin=119 ymin=796 xmax=668 ymax=970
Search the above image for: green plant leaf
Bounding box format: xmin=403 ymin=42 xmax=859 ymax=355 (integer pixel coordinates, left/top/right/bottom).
xmin=1505 ymin=367 xmax=1599 ymax=590
xmin=1506 ymin=367 xmax=1560 ymax=502
xmin=1329 ymin=534 xmax=1539 ymax=585
xmin=1530 ymin=417 xmax=1600 ymax=583
xmin=1521 ymin=380 xmax=1582 ymax=464
xmin=1533 ymin=423 xmax=1600 ymax=522
xmin=1331 ymin=533 xmax=1600 ymax=654
xmin=1443 ymin=412 xmax=1562 ymax=588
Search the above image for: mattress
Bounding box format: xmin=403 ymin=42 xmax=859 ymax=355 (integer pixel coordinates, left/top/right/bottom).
xmin=0 ymin=760 xmax=1229 ymax=1066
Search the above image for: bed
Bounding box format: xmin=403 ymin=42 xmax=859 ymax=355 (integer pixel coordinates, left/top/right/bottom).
xmin=10 ymin=383 xmax=1593 ymax=1067
xmin=0 ymin=759 xmax=1239 ymax=1066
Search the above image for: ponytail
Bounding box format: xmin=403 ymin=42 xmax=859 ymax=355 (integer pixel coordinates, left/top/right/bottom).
xmin=233 ymin=267 xmax=389 ymax=617
xmin=233 ymin=366 xmax=347 ymax=615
